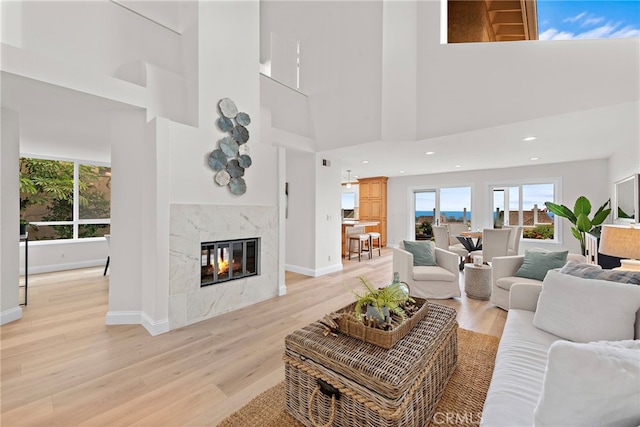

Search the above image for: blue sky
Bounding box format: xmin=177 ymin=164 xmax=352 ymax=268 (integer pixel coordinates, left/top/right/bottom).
xmin=537 ymin=0 xmax=640 ymax=40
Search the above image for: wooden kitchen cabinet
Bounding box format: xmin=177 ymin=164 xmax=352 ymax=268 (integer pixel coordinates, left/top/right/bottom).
xmin=357 ymin=176 xmax=388 ymax=248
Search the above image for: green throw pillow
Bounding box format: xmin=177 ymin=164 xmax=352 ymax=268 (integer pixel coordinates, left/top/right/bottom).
xmin=403 ymin=240 xmax=437 ymax=266
xmin=514 ymin=250 xmax=569 ymax=281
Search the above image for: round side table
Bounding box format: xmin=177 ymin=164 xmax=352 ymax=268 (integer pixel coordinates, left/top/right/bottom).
xmin=464 ymin=263 xmax=492 ymax=300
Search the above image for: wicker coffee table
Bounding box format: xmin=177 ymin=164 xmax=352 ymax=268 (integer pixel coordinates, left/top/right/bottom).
xmin=284 ymin=303 xmax=458 ymax=427
xmin=464 ymin=263 xmax=492 ymax=300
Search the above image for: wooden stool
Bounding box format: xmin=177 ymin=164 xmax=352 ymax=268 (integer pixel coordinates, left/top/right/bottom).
xmin=368 ymin=232 xmax=381 ymax=257
xmin=347 ymin=234 xmax=370 ymax=262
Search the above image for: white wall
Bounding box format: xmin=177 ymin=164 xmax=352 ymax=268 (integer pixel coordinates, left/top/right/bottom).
xmin=387 ymin=159 xmax=610 ymax=255
xmin=285 ymin=150 xmax=316 ymax=274
xmin=13 ymin=1 xmax=185 ymax=81
xmin=1 ymin=108 xmax=22 ymax=324
xmin=381 ymin=0 xmax=417 ymax=141
xmin=284 ymin=152 xmax=342 ymax=276
xmin=314 ymin=154 xmax=342 ymax=275
xmin=19 ymin=240 xmax=107 ymax=275
xmin=107 ymin=110 xmax=147 ymax=317
xmin=416 ymin=1 xmax=639 ymax=141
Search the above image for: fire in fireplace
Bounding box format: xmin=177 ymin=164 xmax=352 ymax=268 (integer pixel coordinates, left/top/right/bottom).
xmin=201 ymin=238 xmax=260 ymax=286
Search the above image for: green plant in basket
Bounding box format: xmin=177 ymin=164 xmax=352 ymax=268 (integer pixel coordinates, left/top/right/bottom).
xmin=352 ymin=276 xmax=414 ymax=323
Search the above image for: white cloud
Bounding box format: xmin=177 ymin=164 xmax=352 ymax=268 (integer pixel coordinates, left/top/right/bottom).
xmin=539 ymin=21 xmax=640 ymax=40
xmin=539 ymin=28 xmax=575 ymax=40
xmin=564 ymin=11 xmax=587 ymax=23
xmin=582 ymin=16 xmax=604 ymax=27
xmin=611 ymin=25 xmax=640 ymax=38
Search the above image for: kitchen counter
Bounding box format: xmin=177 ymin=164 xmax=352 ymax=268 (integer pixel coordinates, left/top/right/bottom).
xmin=341 ymin=220 xmax=380 ymax=226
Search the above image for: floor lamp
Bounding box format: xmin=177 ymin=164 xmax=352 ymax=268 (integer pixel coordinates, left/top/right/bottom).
xmin=599 ymin=225 xmax=640 ymax=271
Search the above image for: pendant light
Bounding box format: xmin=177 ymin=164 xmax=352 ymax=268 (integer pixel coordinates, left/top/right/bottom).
xmin=346 ymin=170 xmax=352 ymax=189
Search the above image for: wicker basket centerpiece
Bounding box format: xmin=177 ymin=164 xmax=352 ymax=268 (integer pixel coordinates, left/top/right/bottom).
xmin=327 ymin=275 xmax=429 ymax=349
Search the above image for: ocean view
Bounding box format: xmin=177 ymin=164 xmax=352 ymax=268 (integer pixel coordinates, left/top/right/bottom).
xmin=415 ymin=211 xmax=471 ymax=221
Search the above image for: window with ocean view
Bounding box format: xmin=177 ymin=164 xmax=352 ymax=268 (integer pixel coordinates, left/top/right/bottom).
xmin=415 ymin=187 xmax=471 ymax=240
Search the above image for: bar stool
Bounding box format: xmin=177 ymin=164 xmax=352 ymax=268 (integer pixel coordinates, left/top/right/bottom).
xmin=368 ymin=232 xmax=381 ymax=257
xmin=346 ymin=226 xmax=370 ymax=262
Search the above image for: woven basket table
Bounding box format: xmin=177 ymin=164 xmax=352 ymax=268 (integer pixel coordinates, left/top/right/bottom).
xmin=284 ymin=303 xmax=458 ymax=427
xmin=464 ymin=263 xmax=492 ymax=300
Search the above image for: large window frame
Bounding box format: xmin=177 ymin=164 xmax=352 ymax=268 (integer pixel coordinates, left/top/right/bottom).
xmin=412 ymin=185 xmax=473 ymax=239
xmin=20 ymin=155 xmax=111 ymax=242
xmin=488 ymin=178 xmax=561 ymax=244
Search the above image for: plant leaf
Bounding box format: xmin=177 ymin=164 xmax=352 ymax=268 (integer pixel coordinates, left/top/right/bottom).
xmin=571 ymin=226 xmax=582 ymax=240
xmin=545 ymin=202 xmax=577 ymax=224
xmin=574 ymin=196 xmax=591 ymax=216
xmin=591 ymin=208 xmax=612 ymax=227
xmin=575 ymin=213 xmax=592 ymax=232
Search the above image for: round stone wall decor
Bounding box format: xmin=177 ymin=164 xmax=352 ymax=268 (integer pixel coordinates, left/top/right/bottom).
xmin=208 ymin=98 xmax=252 ymax=195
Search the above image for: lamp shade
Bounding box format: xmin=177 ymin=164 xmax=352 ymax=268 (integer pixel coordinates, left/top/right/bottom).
xmin=599 ymin=225 xmax=640 ymax=271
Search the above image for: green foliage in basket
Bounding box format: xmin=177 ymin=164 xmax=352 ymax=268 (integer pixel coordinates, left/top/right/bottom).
xmin=352 ymin=276 xmax=414 ymax=322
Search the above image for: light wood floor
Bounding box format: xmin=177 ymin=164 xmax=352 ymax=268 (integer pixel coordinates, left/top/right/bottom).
xmin=1 ymin=249 xmax=506 ymax=426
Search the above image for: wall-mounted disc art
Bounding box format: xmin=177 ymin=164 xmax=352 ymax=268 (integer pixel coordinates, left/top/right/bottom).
xmin=208 ymin=98 xmax=252 ymax=195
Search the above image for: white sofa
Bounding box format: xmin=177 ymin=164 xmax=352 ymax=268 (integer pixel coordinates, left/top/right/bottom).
xmin=392 ymin=242 xmax=460 ymax=299
xmin=481 ymin=273 xmax=640 ymax=427
xmin=491 ymin=253 xmax=586 ymax=310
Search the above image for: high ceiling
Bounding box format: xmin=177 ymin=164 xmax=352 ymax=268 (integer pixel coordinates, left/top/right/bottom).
xmin=261 ymin=0 xmax=640 ymax=182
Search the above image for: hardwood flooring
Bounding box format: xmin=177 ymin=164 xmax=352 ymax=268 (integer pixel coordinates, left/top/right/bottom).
xmin=1 ymin=249 xmax=506 ymax=426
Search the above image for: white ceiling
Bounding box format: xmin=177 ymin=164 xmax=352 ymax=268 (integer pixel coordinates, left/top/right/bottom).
xmin=320 ymin=101 xmax=639 ymax=180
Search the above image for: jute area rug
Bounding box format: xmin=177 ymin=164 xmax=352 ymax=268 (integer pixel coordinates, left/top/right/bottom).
xmin=219 ymin=328 xmax=499 ymax=427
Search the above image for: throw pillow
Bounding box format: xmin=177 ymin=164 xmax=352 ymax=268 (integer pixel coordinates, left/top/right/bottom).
xmin=533 ymin=270 xmax=640 ymax=342
xmin=402 ymin=240 xmax=437 ymax=266
xmin=514 ymin=250 xmax=568 ymax=281
xmin=560 ymin=262 xmax=640 ymax=285
xmin=533 ymin=340 xmax=640 ymax=427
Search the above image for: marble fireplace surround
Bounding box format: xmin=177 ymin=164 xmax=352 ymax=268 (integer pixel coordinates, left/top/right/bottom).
xmin=169 ymin=204 xmax=279 ymax=330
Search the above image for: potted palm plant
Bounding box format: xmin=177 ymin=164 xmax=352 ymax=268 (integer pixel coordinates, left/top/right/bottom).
xmin=545 ymin=197 xmax=611 ymax=256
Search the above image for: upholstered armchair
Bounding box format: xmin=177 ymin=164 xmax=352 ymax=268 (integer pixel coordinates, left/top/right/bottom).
xmin=491 ymin=252 xmax=588 ymax=310
xmin=393 ymin=241 xmax=461 ymax=299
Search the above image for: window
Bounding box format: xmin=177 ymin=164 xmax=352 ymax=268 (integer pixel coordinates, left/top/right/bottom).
xmin=414 ymin=186 xmax=471 ymax=239
xmin=490 ymin=181 xmax=556 ymax=241
xmin=20 ymin=157 xmax=111 ymax=241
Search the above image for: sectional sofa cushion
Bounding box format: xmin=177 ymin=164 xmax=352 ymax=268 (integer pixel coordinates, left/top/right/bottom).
xmin=533 ymin=340 xmax=640 ymax=426
xmin=514 ymin=250 xmax=568 ymax=281
xmin=402 ymin=240 xmax=437 ymax=266
xmin=533 ymin=270 xmax=640 ymax=342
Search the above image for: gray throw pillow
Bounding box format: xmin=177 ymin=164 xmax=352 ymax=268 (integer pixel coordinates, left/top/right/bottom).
xmin=403 ymin=240 xmax=437 ymax=266
xmin=560 ymin=262 xmax=640 ymax=285
xmin=514 ymin=250 xmax=569 ymax=281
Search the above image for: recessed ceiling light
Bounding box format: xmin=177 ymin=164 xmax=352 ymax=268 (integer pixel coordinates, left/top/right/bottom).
xmin=426 ymin=151 xmax=434 ymax=155
xmin=523 ymin=136 xmax=537 ymax=141
xmin=362 ymin=160 xmax=369 ymax=164
xmin=454 ymin=165 xmax=461 ymax=168
xmin=530 ymin=157 xmax=539 ymax=161
xmin=400 ymin=170 xmax=405 ymax=174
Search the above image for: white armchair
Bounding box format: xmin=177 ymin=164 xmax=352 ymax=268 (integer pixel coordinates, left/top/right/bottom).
xmin=491 ymin=252 xmax=588 ymax=310
xmin=393 ymin=242 xmax=461 ymax=299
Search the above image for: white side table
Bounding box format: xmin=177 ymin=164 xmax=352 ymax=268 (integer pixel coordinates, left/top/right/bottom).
xmin=464 ymin=263 xmax=492 ymax=300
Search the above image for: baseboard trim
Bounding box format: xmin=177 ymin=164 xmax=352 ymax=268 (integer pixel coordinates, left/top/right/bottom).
xmin=105 ymin=311 xmax=169 ymax=336
xmin=23 ymin=259 xmax=105 ymax=275
xmin=141 ymin=312 xmax=169 ymax=336
xmin=0 ymin=306 xmax=23 ymax=325
xmin=285 ymin=262 xmax=343 ymax=278
xmin=105 ymin=311 xmax=142 ymax=325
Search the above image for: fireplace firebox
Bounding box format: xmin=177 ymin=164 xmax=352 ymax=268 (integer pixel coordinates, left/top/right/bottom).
xmin=201 ymin=238 xmax=260 ymax=286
